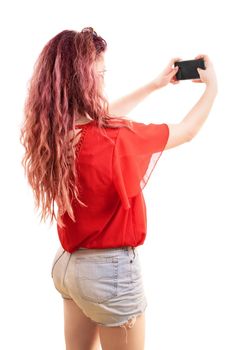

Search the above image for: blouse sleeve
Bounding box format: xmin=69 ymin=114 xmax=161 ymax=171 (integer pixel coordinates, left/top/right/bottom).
xmin=112 ymin=121 xmax=169 ymax=209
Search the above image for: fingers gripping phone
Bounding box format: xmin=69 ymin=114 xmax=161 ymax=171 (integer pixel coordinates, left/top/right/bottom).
xmin=174 ymin=58 xmax=206 ymax=80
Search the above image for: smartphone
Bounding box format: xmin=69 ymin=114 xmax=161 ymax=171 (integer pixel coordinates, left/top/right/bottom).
xmin=174 ymin=58 xmax=206 ymax=80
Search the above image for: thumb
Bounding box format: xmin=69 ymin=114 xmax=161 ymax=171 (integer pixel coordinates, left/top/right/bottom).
xmin=197 ymin=67 xmax=204 ymax=73
xmin=169 ymin=66 xmax=179 ymax=76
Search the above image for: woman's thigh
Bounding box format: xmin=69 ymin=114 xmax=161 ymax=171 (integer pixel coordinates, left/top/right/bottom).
xmin=98 ymin=312 xmax=145 ymax=350
xmin=63 ymin=298 xmax=101 ymax=350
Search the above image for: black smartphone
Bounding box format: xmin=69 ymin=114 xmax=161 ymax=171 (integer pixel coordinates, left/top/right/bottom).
xmin=174 ymin=58 xmax=206 ymax=80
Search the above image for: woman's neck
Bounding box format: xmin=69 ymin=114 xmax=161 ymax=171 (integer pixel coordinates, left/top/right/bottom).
xmin=75 ymin=114 xmax=92 ymax=124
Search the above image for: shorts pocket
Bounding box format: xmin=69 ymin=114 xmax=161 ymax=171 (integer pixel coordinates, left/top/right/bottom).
xmin=75 ymin=256 xmax=118 ymax=304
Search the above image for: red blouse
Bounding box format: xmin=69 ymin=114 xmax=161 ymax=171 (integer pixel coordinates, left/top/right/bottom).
xmin=57 ymin=119 xmax=169 ymax=253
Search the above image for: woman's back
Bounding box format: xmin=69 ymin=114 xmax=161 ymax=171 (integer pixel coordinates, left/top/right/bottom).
xmin=59 ymin=119 xmax=169 ymax=252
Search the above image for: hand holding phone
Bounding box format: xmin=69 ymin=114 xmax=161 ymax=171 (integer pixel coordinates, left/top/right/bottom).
xmin=174 ymin=58 xmax=206 ymax=80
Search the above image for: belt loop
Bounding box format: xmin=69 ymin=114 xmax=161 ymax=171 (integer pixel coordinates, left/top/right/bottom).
xmin=132 ymin=247 xmax=136 ymax=259
xmin=129 ymin=247 xmax=136 ymax=263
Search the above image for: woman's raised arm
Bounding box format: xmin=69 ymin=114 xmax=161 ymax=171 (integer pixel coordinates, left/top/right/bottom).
xmin=165 ymin=54 xmax=218 ymax=150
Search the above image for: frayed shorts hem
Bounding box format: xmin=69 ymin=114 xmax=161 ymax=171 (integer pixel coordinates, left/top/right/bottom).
xmin=94 ymin=304 xmax=147 ymax=328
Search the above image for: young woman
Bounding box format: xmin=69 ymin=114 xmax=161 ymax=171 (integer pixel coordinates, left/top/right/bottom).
xmin=20 ymin=27 xmax=218 ymax=350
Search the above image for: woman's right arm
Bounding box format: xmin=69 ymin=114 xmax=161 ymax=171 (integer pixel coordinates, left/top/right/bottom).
xmin=165 ymin=54 xmax=218 ymax=150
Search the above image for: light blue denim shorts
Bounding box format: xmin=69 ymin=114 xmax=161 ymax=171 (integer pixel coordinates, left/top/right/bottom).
xmin=51 ymin=246 xmax=147 ymax=327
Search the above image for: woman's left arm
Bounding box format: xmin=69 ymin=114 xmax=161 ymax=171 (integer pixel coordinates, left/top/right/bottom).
xmin=109 ymin=81 xmax=157 ymax=116
xmin=109 ymin=57 xmax=181 ymax=116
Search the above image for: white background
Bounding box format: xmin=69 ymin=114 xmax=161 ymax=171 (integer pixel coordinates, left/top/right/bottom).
xmin=0 ymin=0 xmax=232 ymax=349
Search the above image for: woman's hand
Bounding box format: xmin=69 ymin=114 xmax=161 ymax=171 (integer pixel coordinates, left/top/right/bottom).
xmin=151 ymin=57 xmax=182 ymax=89
xmin=192 ymin=54 xmax=218 ymax=91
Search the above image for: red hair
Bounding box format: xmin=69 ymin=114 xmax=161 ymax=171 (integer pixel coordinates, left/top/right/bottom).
xmin=20 ymin=27 xmax=133 ymax=228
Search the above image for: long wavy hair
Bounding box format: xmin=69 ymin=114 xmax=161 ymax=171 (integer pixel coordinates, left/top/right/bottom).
xmin=20 ymin=27 xmax=133 ymax=228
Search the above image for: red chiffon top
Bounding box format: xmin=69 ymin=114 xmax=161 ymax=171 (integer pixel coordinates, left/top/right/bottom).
xmin=57 ymin=119 xmax=169 ymax=253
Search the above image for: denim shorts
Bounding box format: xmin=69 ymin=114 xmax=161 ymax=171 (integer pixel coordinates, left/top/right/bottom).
xmin=51 ymin=246 xmax=147 ymax=327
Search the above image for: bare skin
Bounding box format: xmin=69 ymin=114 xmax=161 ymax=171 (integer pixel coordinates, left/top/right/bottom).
xmin=63 ymin=299 xmax=100 ymax=350
xmin=63 ymin=299 xmax=145 ymax=350
xmin=98 ymin=314 xmax=145 ymax=350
